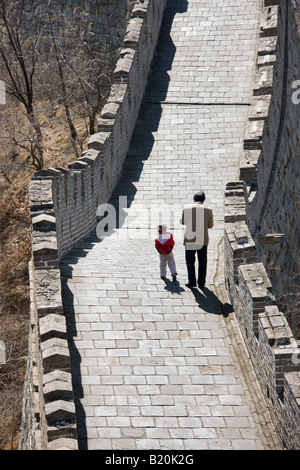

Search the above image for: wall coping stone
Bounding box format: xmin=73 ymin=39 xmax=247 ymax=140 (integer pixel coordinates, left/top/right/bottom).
xmin=224 ymin=0 xmax=300 ymax=450
xmin=22 ymin=0 xmax=168 ymax=450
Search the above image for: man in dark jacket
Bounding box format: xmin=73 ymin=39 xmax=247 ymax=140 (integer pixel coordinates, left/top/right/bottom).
xmin=180 ymin=191 xmax=214 ymax=288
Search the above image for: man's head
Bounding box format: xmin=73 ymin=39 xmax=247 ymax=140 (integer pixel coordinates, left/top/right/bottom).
xmin=193 ymin=191 xmax=205 ymax=203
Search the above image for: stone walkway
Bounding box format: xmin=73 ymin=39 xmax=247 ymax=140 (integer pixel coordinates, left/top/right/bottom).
xmin=61 ymin=0 xmax=281 ymax=450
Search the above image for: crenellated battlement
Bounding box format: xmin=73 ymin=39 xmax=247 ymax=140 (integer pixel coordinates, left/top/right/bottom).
xmin=20 ymin=0 xmax=300 ymax=451
xmin=224 ymin=0 xmax=300 ymax=450
xmin=20 ymin=0 xmax=168 ymax=450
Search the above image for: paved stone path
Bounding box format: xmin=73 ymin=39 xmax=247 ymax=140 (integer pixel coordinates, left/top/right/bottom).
xmin=61 ymin=0 xmax=281 ymax=450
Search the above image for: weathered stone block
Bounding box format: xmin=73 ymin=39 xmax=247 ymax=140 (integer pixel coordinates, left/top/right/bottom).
xmin=47 ymin=437 xmax=78 ymax=450
xmin=258 ymin=36 xmax=278 ymax=55
xmin=285 ymin=372 xmax=300 ymax=399
xmin=97 ymin=118 xmax=115 ymax=132
xmin=33 ymin=169 xmax=62 ymax=178
xmin=264 ymin=305 xmax=295 ymax=346
xmin=132 ymin=2 xmax=148 ymax=18
xmin=101 ymin=102 xmax=120 ymax=119
xmin=257 ymin=53 xmax=277 ymax=68
xmin=114 ymin=48 xmax=135 ymax=78
xmin=29 ymin=179 xmax=54 ymax=212
xmin=244 ymin=119 xmax=265 ymax=150
xmin=32 ymin=240 xmax=58 ymax=258
xmin=43 ymin=369 xmax=71 ymax=385
xmin=43 ymin=374 xmax=73 ymax=402
xmin=260 ymin=5 xmax=279 ymax=37
xmin=47 ymin=423 xmax=77 ymax=442
xmin=253 ymin=66 xmax=274 ymax=95
xmin=249 ymin=95 xmax=271 ymax=121
xmin=124 ymin=17 xmax=144 ymax=49
xmin=34 ymin=269 xmax=63 ymax=316
xmin=45 ymin=399 xmax=76 ymax=424
xmin=239 ymin=150 xmax=260 ymax=184
xmin=68 ymin=160 xmax=89 ymax=171
xmin=80 ymin=149 xmax=100 ymax=164
xmin=41 ymin=338 xmax=70 ymax=372
xmin=39 ymin=314 xmax=67 ymax=342
xmin=225 ymin=181 xmax=245 ymax=196
xmin=107 ymin=83 xmax=128 ymax=105
xmin=32 ymin=214 xmax=56 ymax=231
xmin=239 ymin=263 xmax=273 ymax=296
xmin=88 ymin=132 xmax=110 ymax=151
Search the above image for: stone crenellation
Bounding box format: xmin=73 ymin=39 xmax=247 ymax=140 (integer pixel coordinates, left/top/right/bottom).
xmin=241 ymin=0 xmax=300 ymax=331
xmin=19 ymin=0 xmax=168 ymax=450
xmin=224 ymin=0 xmax=300 ymax=450
xmin=20 ymin=0 xmax=300 ymax=452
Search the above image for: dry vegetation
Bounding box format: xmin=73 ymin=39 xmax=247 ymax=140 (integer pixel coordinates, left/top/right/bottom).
xmin=0 ymin=105 xmax=89 ymax=449
xmin=0 ymin=0 xmax=121 ymax=448
xmin=0 ymin=169 xmax=31 ymax=450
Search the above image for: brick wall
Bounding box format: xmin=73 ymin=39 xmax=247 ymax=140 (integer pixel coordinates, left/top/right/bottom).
xmin=23 ymin=0 xmax=133 ymax=51
xmin=20 ymin=0 xmax=168 ymax=450
xmin=240 ymin=0 xmax=300 ymax=335
xmin=224 ymin=2 xmax=300 ymax=448
xmin=224 ymin=182 xmax=300 ymax=449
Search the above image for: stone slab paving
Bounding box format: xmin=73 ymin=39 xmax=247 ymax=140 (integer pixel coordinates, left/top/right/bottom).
xmin=61 ymin=0 xmax=281 ymax=450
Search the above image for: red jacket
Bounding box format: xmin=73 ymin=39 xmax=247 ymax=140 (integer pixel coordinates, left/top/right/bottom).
xmin=155 ymin=232 xmax=175 ymax=255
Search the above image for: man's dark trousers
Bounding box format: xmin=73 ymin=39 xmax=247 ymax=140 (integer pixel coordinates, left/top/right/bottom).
xmin=185 ymin=245 xmax=207 ymax=287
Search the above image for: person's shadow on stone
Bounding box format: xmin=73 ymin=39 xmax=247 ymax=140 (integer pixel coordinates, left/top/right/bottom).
xmin=162 ymin=278 xmax=185 ymax=294
xmin=188 ymin=286 xmax=233 ymax=318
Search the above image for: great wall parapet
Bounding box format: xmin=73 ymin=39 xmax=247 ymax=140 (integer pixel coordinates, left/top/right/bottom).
xmin=225 ymin=180 xmax=300 ymax=449
xmin=224 ymin=0 xmax=300 ymax=450
xmin=20 ymin=0 xmax=300 ymax=451
xmin=20 ymin=0 xmax=168 ymax=450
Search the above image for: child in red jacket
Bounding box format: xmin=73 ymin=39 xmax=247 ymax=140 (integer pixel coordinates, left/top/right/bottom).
xmin=155 ymin=225 xmax=177 ymax=281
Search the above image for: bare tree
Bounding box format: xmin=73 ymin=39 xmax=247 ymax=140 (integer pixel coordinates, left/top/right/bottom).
xmin=63 ymin=13 xmax=114 ymax=136
xmin=40 ymin=7 xmax=115 ymax=147
xmin=45 ymin=12 xmax=80 ymax=159
xmin=0 ymin=1 xmax=120 ymax=169
xmin=0 ymin=0 xmax=45 ymax=169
